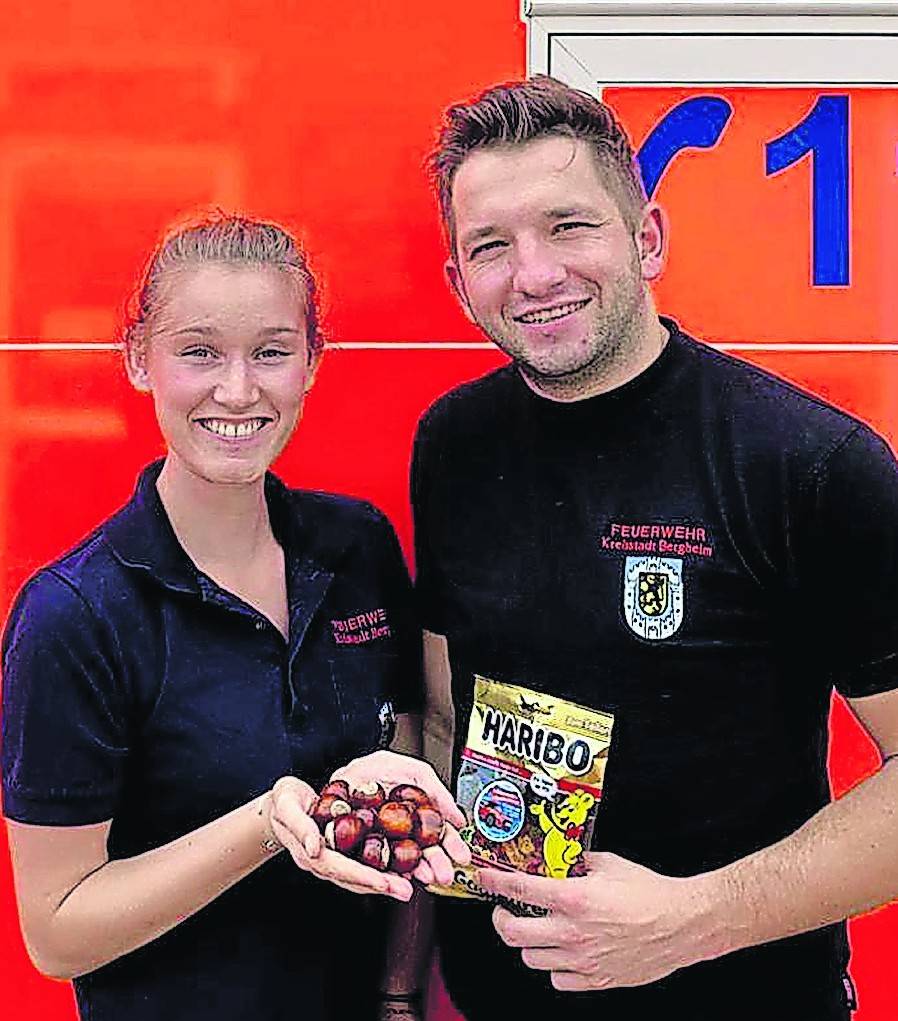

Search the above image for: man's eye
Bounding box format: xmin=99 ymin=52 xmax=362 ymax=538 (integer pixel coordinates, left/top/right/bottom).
xmin=256 ymin=348 xmax=291 ymax=360
xmin=555 ymin=221 xmax=597 ymax=234
xmin=180 ymin=346 xmax=215 ymax=359
xmin=469 ymin=239 xmax=506 ymax=260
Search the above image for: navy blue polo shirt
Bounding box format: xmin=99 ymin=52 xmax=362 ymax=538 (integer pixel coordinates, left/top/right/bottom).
xmin=2 ymin=461 xmax=422 ymax=1020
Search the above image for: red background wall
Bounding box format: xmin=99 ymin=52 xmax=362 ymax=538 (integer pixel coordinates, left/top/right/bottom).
xmin=0 ymin=3 xmax=895 ymax=1019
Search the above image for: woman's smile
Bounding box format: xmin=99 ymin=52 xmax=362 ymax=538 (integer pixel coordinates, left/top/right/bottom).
xmin=195 ymin=416 xmax=274 ymax=440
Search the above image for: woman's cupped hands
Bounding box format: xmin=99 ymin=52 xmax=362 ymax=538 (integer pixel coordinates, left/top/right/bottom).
xmin=267 ymin=752 xmax=470 ymax=901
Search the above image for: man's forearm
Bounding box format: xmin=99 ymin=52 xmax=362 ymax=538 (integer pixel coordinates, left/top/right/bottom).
xmin=422 ymin=631 xmax=455 ymax=787
xmin=423 ymin=712 xmax=453 ymax=787
xmin=695 ymin=758 xmax=898 ymax=959
xmin=381 ymin=888 xmax=434 ymax=1000
xmin=380 ymin=713 xmax=433 ymax=1001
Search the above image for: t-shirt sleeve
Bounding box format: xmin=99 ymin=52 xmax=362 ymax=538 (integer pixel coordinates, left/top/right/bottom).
xmin=2 ymin=570 xmax=129 ymax=825
xmin=410 ymin=407 xmax=447 ymax=636
xmin=795 ymin=424 xmax=898 ymax=699
xmin=369 ymin=512 xmax=423 ymax=717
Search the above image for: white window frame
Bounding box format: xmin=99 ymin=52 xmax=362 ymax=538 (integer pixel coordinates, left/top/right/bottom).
xmin=523 ymin=1 xmax=898 ymax=93
xmin=522 ymin=1 xmax=898 ymax=350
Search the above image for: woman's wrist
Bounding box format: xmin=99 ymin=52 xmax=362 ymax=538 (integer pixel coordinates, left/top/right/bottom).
xmin=257 ymin=790 xmax=284 ymax=856
xmin=378 ymin=990 xmax=423 ymax=1018
xmin=379 ymin=990 xmax=422 ymax=1005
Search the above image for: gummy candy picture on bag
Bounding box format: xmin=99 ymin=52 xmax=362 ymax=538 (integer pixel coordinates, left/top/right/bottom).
xmin=432 ymin=675 xmax=614 ymax=908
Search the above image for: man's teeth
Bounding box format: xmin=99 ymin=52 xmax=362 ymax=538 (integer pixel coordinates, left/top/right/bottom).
xmin=517 ymin=300 xmax=589 ymax=325
xmin=200 ymin=418 xmax=267 ymax=438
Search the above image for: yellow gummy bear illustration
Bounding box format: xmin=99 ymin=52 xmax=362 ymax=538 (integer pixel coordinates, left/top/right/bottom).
xmin=531 ymin=789 xmax=595 ymax=879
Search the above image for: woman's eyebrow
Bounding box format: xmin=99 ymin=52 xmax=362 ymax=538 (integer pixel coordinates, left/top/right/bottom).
xmin=171 ymin=324 xmax=215 ymax=337
xmin=259 ymin=327 xmax=302 ymax=336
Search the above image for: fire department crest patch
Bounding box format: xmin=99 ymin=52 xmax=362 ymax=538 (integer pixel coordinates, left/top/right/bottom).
xmin=623 ymin=556 xmax=684 ymax=640
xmin=377 ymin=700 xmax=396 ymax=748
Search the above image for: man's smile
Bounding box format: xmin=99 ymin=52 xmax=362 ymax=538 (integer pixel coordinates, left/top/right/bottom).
xmin=512 ymin=298 xmax=591 ymax=325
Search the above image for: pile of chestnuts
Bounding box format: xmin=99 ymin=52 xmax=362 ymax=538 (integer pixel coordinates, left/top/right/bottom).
xmin=311 ymin=779 xmax=445 ymax=875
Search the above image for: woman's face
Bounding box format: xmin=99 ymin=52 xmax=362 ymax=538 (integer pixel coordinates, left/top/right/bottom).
xmin=129 ymin=261 xmax=314 ymax=487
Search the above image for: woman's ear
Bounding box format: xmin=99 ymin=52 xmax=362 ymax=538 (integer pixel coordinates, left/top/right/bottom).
xmin=124 ymin=327 xmax=152 ymax=392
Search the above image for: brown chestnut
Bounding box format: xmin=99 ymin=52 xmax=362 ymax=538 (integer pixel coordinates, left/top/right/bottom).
xmin=349 ymin=781 xmax=386 ymax=811
xmin=377 ymin=801 xmax=414 ymax=840
xmin=388 ymin=784 xmax=432 ymax=809
xmin=360 ymin=833 xmax=391 ymax=871
xmin=354 ymin=807 xmax=377 ymax=833
xmin=324 ymin=813 xmax=366 ymax=854
xmin=390 ymin=838 xmax=422 ymax=874
xmin=319 ymin=779 xmax=351 ymax=801
xmin=412 ymin=805 xmax=444 ymax=848
xmin=311 ymin=794 xmax=351 ymax=830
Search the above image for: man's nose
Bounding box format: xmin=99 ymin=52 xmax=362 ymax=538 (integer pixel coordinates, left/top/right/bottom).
xmin=511 ymin=238 xmax=567 ymax=297
xmin=213 ymin=357 xmax=260 ymax=408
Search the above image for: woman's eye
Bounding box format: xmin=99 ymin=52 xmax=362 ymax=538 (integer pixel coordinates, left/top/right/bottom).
xmin=180 ymin=346 xmax=215 ymax=359
xmin=256 ymin=348 xmax=291 ymax=360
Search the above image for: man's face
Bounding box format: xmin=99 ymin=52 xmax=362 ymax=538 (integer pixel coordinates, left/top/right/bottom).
xmin=447 ymin=136 xmax=662 ymax=392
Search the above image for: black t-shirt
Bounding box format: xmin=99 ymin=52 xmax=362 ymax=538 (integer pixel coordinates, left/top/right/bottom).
xmin=2 ymin=462 xmax=422 ymax=1021
xmin=412 ymin=320 xmax=898 ymax=1020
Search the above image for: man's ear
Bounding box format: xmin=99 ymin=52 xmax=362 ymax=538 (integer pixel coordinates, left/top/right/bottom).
xmin=445 ymin=259 xmax=476 ymax=325
xmin=636 ymin=203 xmax=667 ymax=282
xmin=303 ymin=345 xmax=322 ymax=394
xmin=124 ymin=329 xmax=152 ymax=392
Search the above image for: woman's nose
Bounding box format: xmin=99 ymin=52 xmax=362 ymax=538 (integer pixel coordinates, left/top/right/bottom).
xmin=213 ymin=357 xmax=260 ymax=408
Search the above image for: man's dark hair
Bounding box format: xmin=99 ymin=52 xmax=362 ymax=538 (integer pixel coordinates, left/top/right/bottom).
xmin=429 ymin=75 xmax=647 ymax=251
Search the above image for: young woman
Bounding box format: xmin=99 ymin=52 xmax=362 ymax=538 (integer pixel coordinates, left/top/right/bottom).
xmin=1 ymin=215 xmax=466 ymax=1021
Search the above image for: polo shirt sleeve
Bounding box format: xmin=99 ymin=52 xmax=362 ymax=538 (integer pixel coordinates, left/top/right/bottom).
xmin=795 ymin=424 xmax=898 ymax=699
xmin=369 ymin=511 xmax=424 ymax=717
xmin=2 ymin=569 xmax=129 ymax=825
xmin=410 ymin=405 xmax=448 ymax=636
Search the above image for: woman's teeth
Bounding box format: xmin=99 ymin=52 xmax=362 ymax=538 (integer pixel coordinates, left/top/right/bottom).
xmin=199 ymin=418 xmax=267 ymax=438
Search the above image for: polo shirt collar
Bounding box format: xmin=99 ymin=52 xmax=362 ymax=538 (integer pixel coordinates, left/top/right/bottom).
xmin=102 ymin=460 xmax=323 ymax=598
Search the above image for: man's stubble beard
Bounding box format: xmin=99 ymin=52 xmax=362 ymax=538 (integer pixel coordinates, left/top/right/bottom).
xmin=486 ymin=253 xmax=650 ymax=400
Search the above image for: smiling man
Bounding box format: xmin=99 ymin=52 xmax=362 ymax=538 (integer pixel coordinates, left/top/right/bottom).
xmin=413 ymin=76 xmax=898 ymax=1021
xmin=443 ymin=129 xmax=664 ymax=400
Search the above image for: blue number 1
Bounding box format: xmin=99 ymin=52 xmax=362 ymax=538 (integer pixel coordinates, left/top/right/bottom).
xmin=765 ymin=96 xmax=849 ymax=287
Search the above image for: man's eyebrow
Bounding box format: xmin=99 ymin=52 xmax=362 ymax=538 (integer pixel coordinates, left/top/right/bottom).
xmin=459 ymin=225 xmax=499 ymax=248
xmin=546 ymin=206 xmax=604 ymax=220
